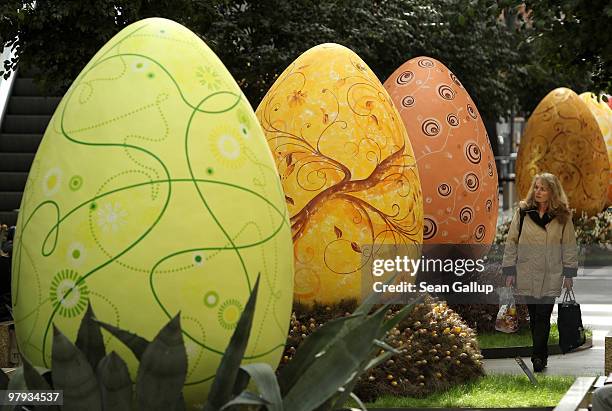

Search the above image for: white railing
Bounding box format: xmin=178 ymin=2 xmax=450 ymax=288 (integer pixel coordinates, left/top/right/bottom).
xmin=0 ymin=45 xmax=18 ymax=130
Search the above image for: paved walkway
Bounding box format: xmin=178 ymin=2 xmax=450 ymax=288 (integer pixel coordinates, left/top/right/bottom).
xmin=484 ymin=266 xmax=612 ymax=376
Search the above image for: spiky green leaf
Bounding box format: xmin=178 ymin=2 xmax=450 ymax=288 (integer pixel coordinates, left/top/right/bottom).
xmin=1 ymin=368 xmax=24 ymax=411
xmin=135 ymin=314 xmax=187 ymax=411
xmin=353 ymin=272 xmax=401 ymax=316
xmin=232 ymin=368 xmax=250 ymax=396
xmin=52 ymin=326 xmax=102 ymax=411
xmin=75 ymin=303 xmax=106 ymax=371
xmin=282 ymin=308 xmax=387 ymax=411
xmin=239 ymin=364 xmax=282 ymax=411
xmin=96 ymin=352 xmax=132 ymax=411
xmin=219 ymin=391 xmax=269 ymax=411
xmin=330 ymin=348 xmax=393 ymax=410
xmin=331 ymin=301 xmax=418 ymax=410
xmin=278 ymin=314 xmax=361 ymax=395
xmin=5 ymin=367 xmax=26 ymax=390
xmin=0 ymin=365 xmax=54 ymax=411
xmin=0 ymin=368 xmax=8 ymax=390
xmin=204 ymin=276 xmax=260 ymax=411
xmin=95 ymin=320 xmax=149 ymax=360
xmin=22 ymin=356 xmax=60 ymax=411
xmin=22 ymin=355 xmax=51 ymax=390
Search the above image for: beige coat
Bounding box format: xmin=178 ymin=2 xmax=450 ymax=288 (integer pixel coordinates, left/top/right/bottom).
xmin=502 ymin=207 xmax=578 ymax=298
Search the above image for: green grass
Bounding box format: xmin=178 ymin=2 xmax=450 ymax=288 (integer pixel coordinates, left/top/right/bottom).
xmin=477 ymin=324 xmax=592 ymax=349
xmin=478 ymin=324 xmax=559 ymax=349
xmin=363 ymin=375 xmax=575 ymax=408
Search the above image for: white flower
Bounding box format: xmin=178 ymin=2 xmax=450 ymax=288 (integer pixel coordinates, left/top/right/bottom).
xmin=42 ymin=167 xmax=62 ymax=196
xmin=218 ymin=134 xmax=240 ymax=159
xmin=97 ymin=202 xmax=127 ymax=233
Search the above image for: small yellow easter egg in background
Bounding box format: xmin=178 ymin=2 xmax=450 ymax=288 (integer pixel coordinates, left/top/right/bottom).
xmin=256 ymin=43 xmax=423 ymax=305
xmin=12 ymin=18 xmax=293 ymax=408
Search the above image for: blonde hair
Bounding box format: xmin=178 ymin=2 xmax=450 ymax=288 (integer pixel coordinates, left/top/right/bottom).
xmin=519 ymin=172 xmax=571 ymax=223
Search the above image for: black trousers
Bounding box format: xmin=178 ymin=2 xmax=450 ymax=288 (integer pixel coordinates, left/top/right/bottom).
xmin=526 ymin=297 xmax=555 ymax=362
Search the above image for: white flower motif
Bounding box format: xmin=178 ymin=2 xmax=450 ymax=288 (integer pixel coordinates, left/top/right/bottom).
xmin=210 ymin=125 xmax=246 ymax=169
xmin=42 ymin=167 xmax=63 ymax=196
xmin=97 ymin=202 xmax=128 ymax=233
xmin=67 ymin=242 xmax=86 ymax=267
xmin=217 ymin=135 xmax=241 ymax=160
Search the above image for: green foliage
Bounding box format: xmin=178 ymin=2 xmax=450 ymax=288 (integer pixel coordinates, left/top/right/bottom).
xmin=523 ymin=0 xmax=612 ymax=100
xmin=0 ymin=0 xmax=218 ymax=91
xmin=96 ymin=352 xmax=133 ymax=411
xmin=2 ymin=0 xmax=600 ymax=127
xmin=135 ymin=316 xmax=187 ymax=411
xmin=1 ymin=276 xmax=417 ymax=410
xmin=1 ymin=304 xmax=188 ymax=411
xmin=204 ymin=0 xmax=525 ymax=124
xmin=573 ymin=208 xmax=612 ymax=246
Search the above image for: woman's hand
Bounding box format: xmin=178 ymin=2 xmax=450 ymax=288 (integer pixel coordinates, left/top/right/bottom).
xmin=563 ymin=277 xmax=573 ymax=289
xmin=505 ymin=276 xmax=515 ymax=288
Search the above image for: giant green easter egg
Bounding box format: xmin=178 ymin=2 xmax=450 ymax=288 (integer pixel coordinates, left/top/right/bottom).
xmin=11 ymin=18 xmax=293 ymax=409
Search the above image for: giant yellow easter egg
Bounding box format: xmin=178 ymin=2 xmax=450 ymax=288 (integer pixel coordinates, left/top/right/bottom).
xmin=384 ymin=57 xmax=499 ymax=248
xmin=579 ymin=92 xmax=612 ymax=206
xmin=516 ymin=88 xmax=609 ymax=216
xmin=12 ymin=18 xmax=293 ymax=408
xmin=256 ymin=44 xmax=423 ymax=305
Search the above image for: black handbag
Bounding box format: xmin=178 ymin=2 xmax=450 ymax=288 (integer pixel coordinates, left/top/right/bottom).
xmin=557 ymin=288 xmax=586 ymax=354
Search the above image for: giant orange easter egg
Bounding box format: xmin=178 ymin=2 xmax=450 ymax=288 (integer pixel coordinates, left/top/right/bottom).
xmin=256 ymin=44 xmax=423 ymax=305
xmin=384 ymin=57 xmax=498 ymax=248
xmin=516 ymin=88 xmax=609 ymax=216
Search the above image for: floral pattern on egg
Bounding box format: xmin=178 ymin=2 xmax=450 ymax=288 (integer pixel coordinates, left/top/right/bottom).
xmin=516 ymin=88 xmax=609 ymax=216
xmin=256 ymin=43 xmax=423 ymax=304
xmin=579 ymin=92 xmax=612 ymax=206
xmin=12 ymin=18 xmax=293 ymax=408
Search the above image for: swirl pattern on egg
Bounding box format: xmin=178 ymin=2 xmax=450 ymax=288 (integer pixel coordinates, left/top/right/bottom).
xmin=579 ymin=92 xmax=612 ymax=206
xmin=12 ymin=18 xmax=293 ymax=407
xmin=384 ymin=57 xmax=498 ymax=247
xmin=516 ymin=88 xmax=609 ymax=216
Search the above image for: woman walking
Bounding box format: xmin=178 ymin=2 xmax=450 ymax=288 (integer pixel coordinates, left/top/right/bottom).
xmin=502 ymin=172 xmax=578 ymax=372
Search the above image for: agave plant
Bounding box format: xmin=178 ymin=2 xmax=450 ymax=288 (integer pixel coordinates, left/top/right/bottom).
xmin=1 ymin=304 xmax=187 ymax=411
xmin=0 ymin=276 xmax=419 ymax=411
